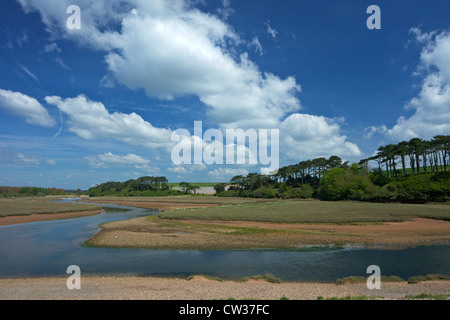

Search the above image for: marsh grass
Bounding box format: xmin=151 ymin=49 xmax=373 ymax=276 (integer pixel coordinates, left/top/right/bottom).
xmin=318 ymin=295 xmax=381 ymax=300
xmin=187 ymin=274 xmax=224 ymax=282
xmin=405 ymin=293 xmax=450 ymax=300
xmin=239 ymin=274 xmax=282 ymax=283
xmin=407 ymin=274 xmax=450 ymax=284
xmin=335 ymin=275 xmax=405 ymax=285
xmin=0 ymin=197 xmax=101 ymax=217
xmin=160 ymin=200 xmax=450 ymax=224
xmin=146 ymin=215 xmax=355 ymax=238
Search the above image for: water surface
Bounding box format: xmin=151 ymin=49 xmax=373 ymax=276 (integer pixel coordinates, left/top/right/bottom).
xmin=0 ymin=200 xmax=448 ymax=281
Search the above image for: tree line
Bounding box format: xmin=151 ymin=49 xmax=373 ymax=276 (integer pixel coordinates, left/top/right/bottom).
xmin=0 ymin=186 xmax=67 ymax=197
xmin=217 ymin=135 xmax=449 ymax=202
xmin=360 ymin=135 xmax=449 ymax=178
xmin=88 ymin=176 xmax=179 ymax=197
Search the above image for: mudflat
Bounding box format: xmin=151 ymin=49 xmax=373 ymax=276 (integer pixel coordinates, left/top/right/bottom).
xmin=0 ymin=276 xmax=448 ymax=300
xmin=0 ymin=209 xmax=103 ymax=226
xmin=86 ymin=216 xmax=450 ymax=250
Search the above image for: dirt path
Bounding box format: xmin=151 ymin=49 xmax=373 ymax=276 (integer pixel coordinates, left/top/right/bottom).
xmin=0 ymin=276 xmax=448 ymax=300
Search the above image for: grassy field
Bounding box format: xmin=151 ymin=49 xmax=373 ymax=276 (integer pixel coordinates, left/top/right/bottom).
xmin=159 ymin=199 xmax=450 ymax=224
xmin=0 ymin=197 xmax=101 ymax=217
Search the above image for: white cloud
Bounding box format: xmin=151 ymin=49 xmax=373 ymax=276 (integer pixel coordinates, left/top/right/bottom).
xmin=18 ymin=0 xmax=301 ymax=130
xmin=265 ymin=21 xmax=278 ymax=40
xmin=45 ymin=159 xmax=57 ymax=166
xmin=14 ymin=153 xmax=40 ymax=165
xmin=217 ymin=0 xmax=234 ymax=20
xmin=0 ymin=89 xmax=55 ymax=127
xmin=45 ymin=95 xmax=173 ymax=150
xmin=18 ymin=0 xmax=361 ymax=161
xmin=279 ymin=114 xmax=361 ymax=160
xmin=44 ymin=43 xmax=61 ymax=53
xmin=207 ymin=167 xmax=248 ymax=180
xmin=84 ymin=152 xmax=159 ymax=173
xmin=16 ymin=62 xmax=39 ymax=83
xmin=251 ymin=36 xmax=263 ymax=56
xmin=0 ymin=149 xmax=41 ymax=166
xmin=364 ymin=125 xmax=387 ymax=139
xmin=168 ymin=163 xmax=207 ymax=174
xmin=386 ymin=29 xmax=450 ymax=141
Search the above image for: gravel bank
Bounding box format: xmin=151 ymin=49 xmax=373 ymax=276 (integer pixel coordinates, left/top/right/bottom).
xmin=0 ymin=276 xmax=448 ymax=300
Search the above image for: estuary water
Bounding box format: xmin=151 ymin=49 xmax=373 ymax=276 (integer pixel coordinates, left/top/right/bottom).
xmin=0 ymin=199 xmax=448 ymax=281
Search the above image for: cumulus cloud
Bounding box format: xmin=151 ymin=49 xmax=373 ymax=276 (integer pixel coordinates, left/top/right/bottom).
xmin=18 ymin=0 xmax=361 ymax=161
xmin=0 ymin=89 xmax=55 ymax=127
xmin=279 ymin=114 xmax=361 ymax=161
xmin=207 ymin=167 xmax=248 ymax=180
xmin=17 ymin=0 xmax=301 ymax=130
xmin=168 ymin=163 xmax=207 ymax=174
xmin=45 ymin=95 xmax=173 ymax=150
xmin=84 ymin=152 xmax=159 ymax=173
xmin=385 ymin=29 xmax=450 ymax=141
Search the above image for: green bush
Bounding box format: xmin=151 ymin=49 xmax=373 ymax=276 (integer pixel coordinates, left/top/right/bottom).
xmin=279 ymin=184 xmax=315 ymax=199
xmin=318 ymin=168 xmax=377 ymax=201
xmin=370 ymin=172 xmax=449 ymax=203
xmin=249 ymin=187 xmax=277 ymax=198
xmin=217 ymin=190 xmax=241 ymax=197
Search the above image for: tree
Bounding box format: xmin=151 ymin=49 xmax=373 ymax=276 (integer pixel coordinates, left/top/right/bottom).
xmin=396 ymin=141 xmax=409 ymax=176
xmin=179 ymin=182 xmax=191 ymax=194
xmin=190 ymin=185 xmax=201 ymax=194
xmin=213 ymin=183 xmax=227 ymax=194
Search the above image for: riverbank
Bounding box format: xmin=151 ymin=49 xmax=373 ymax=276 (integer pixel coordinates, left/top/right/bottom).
xmin=0 ymin=196 xmax=219 ymax=226
xmin=0 ymin=209 xmax=104 ymax=226
xmin=83 ymin=198 xmax=450 ymax=250
xmin=0 ymin=197 xmax=103 ymax=226
xmin=0 ymin=276 xmax=448 ymax=300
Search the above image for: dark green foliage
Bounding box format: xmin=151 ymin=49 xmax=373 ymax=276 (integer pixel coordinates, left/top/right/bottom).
xmin=318 ymin=168 xmax=377 ymax=201
xmin=88 ymin=176 xmax=181 ymax=197
xmin=213 ymin=183 xmax=227 ymax=194
xmin=371 ymin=172 xmax=449 ymax=203
xmin=216 ymin=135 xmax=449 ymax=202
xmin=0 ymin=186 xmax=67 ymax=197
xmin=278 ymin=184 xmax=314 ymax=199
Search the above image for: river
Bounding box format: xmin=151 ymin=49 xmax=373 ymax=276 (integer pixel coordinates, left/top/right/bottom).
xmin=0 ymin=199 xmax=448 ymax=281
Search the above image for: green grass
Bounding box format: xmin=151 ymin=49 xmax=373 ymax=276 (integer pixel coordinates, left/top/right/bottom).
xmin=318 ymin=295 xmax=381 ymax=300
xmin=407 ymin=274 xmax=450 ymax=284
xmin=405 ymin=293 xmax=450 ymax=300
xmin=0 ymin=197 xmax=102 ymax=217
xmin=159 ymin=199 xmax=450 ymax=224
xmin=239 ymin=274 xmax=282 ymax=283
xmin=336 ymin=275 xmax=405 ymax=285
xmin=187 ymin=274 xmax=224 ymax=282
xmin=381 ymin=165 xmax=446 ymax=176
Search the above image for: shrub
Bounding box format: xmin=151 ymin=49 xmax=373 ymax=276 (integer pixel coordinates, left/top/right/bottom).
xmin=319 ymin=167 xmax=377 ymax=201
xmin=280 ymin=184 xmax=314 ymax=199
xmin=369 ymin=172 xmax=449 ymax=203
xmin=249 ymin=187 xmax=277 ymax=199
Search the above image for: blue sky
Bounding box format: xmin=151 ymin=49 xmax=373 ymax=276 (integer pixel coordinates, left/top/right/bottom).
xmin=1 ymin=0 xmax=450 ymax=189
